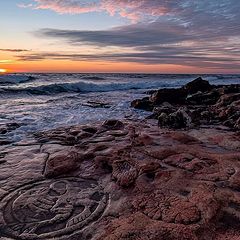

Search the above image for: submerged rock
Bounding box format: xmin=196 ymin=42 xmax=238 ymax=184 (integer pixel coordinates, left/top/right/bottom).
xmin=82 ymin=101 xmax=111 ymax=108
xmin=0 ymin=122 xmax=21 ymax=135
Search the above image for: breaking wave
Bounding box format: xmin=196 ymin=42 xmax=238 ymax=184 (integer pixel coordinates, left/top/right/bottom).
xmin=0 ymin=74 xmax=35 ymax=84
xmin=0 ymin=73 xmax=239 ymax=95
xmin=0 ymin=80 xmax=180 ymax=95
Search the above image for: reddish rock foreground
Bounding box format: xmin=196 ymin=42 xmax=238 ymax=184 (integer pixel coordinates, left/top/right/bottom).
xmin=0 ymin=117 xmax=239 ymax=240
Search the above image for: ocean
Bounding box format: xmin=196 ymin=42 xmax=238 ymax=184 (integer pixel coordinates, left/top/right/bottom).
xmin=0 ymin=73 xmax=240 ymax=142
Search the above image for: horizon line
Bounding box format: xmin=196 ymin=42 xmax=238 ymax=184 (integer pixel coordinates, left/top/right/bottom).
xmin=5 ymin=72 xmax=240 ymax=75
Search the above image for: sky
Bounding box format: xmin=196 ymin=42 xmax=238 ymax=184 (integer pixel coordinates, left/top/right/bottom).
xmin=0 ymin=0 xmax=240 ymax=73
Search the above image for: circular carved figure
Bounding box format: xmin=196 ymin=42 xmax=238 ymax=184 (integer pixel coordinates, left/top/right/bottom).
xmin=0 ymin=178 xmax=108 ymax=239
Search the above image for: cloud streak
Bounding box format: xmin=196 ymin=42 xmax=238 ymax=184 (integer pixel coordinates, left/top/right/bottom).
xmin=19 ymin=0 xmax=240 ymax=23
xmin=17 ymin=45 xmax=240 ymax=70
xmin=18 ymin=0 xmax=240 ymax=71
xmin=37 ymin=21 xmax=190 ymax=47
xmin=0 ymin=49 xmax=30 ymax=52
xmin=18 ymin=0 xmax=169 ymax=20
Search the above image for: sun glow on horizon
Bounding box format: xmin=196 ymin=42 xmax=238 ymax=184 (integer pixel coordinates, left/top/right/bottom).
xmin=0 ymin=69 xmax=7 ymax=73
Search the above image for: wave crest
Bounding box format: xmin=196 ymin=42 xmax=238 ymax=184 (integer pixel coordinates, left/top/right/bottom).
xmin=1 ymin=80 xmax=177 ymax=94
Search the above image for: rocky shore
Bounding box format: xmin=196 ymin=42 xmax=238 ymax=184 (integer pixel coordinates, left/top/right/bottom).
xmin=0 ymin=78 xmax=239 ymax=240
xmin=132 ymin=77 xmax=240 ymax=130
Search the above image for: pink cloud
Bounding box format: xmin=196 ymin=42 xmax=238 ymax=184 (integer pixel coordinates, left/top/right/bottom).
xmin=27 ymin=0 xmax=98 ymax=14
xmin=18 ymin=0 xmax=170 ymax=20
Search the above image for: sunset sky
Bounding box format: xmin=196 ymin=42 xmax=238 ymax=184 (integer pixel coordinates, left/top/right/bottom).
xmin=1 ymin=0 xmax=240 ymax=73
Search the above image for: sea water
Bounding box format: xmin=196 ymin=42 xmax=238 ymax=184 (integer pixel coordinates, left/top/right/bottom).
xmin=0 ymin=73 xmax=239 ymax=142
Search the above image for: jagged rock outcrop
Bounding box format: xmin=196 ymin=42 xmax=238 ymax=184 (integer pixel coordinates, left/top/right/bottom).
xmin=158 ymin=108 xmax=192 ymax=129
xmin=131 ymin=77 xmax=240 ymax=130
xmin=183 ymin=77 xmax=213 ymax=94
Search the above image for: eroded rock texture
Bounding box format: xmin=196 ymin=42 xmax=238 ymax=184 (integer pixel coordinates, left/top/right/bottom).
xmin=0 ymin=118 xmax=239 ymax=240
xmin=132 ymin=77 xmax=240 ymax=130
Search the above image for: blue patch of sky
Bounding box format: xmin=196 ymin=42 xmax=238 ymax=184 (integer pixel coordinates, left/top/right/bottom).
xmin=1 ymin=0 xmax=128 ymax=33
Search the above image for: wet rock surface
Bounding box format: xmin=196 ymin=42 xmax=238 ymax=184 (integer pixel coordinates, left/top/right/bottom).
xmin=0 ymin=123 xmax=21 ymax=135
xmin=0 ymin=117 xmax=239 ymax=239
xmin=0 ymin=123 xmax=21 ymax=146
xmin=131 ymin=77 xmax=240 ymax=130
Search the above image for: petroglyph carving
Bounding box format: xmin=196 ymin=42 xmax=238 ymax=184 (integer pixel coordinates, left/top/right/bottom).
xmin=0 ymin=178 xmax=108 ymax=239
xmin=112 ymin=160 xmax=138 ymax=187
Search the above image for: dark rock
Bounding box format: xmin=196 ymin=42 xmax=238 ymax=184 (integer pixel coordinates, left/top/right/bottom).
xmin=0 ymin=128 xmax=7 ymax=134
xmin=234 ymin=117 xmax=240 ymax=130
xmin=144 ymin=90 xmax=157 ymax=95
xmin=8 ymin=122 xmax=21 ymax=130
xmin=183 ymin=77 xmax=213 ymax=94
xmin=157 ymin=112 xmax=169 ymax=127
xmin=131 ymin=77 xmax=240 ymax=130
xmin=216 ymin=93 xmax=240 ymax=107
xmin=148 ymin=103 xmax=176 ymax=120
xmin=0 ymin=122 xmax=21 ymax=135
xmin=150 ymin=78 xmax=213 ymax=105
xmin=83 ymin=101 xmax=111 ymax=108
xmin=222 ymin=84 xmax=240 ymax=94
xmin=153 ymin=102 xmax=175 ymax=115
xmin=186 ymin=90 xmax=220 ymax=105
xmin=150 ymin=88 xmax=187 ymax=105
xmin=0 ymin=152 xmax=7 ymax=159
xmin=0 ymin=139 xmax=12 ymax=145
xmin=82 ymin=127 xmax=98 ymax=134
xmin=214 ymin=93 xmax=240 ymax=129
xmin=158 ymin=108 xmax=192 ymax=129
xmin=131 ymin=98 xmax=153 ymax=111
xmin=200 ymin=110 xmax=215 ymax=122
xmin=102 ymin=119 xmax=124 ymax=130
